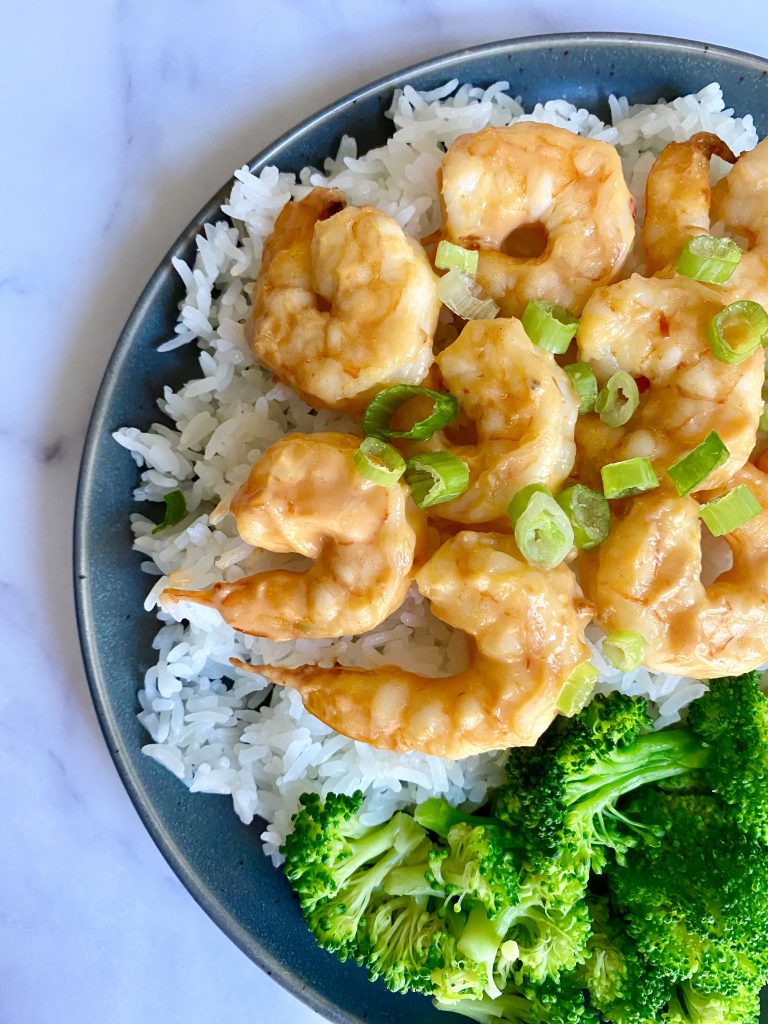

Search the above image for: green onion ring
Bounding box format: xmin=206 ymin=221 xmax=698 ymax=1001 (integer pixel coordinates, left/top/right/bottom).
xmin=362 ymin=385 xmax=459 ymax=441
xmin=354 ymin=437 xmax=406 ymax=486
xmin=698 ymin=484 xmax=762 ymax=537
xmin=404 ymin=452 xmax=469 ymax=509
xmin=666 ymin=432 xmax=730 ymax=496
xmin=435 ymin=240 xmax=479 ymax=276
xmin=556 ymin=484 xmax=611 ymax=550
xmin=507 ymin=483 xmax=553 ymax=527
xmin=707 ymin=300 xmax=768 ymax=365
xmin=521 ymin=300 xmax=580 ymax=354
xmin=556 ymin=662 xmax=599 ymax=717
xmin=602 ymin=631 xmax=648 ymax=672
xmin=437 ymin=268 xmax=499 ymax=320
xmin=564 ymin=362 xmax=598 ymax=414
xmin=676 ymin=234 xmax=743 ymax=284
xmin=595 ymin=371 xmax=640 ymax=428
xmin=513 ymin=490 xmax=575 ymax=569
xmin=601 ymin=458 xmax=659 ymax=500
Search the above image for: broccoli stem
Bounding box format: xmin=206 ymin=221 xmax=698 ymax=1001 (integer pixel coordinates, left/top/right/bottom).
xmin=456 ymin=904 xmax=506 ymax=999
xmin=384 ymin=861 xmax=443 ymax=898
xmin=415 ymin=798 xmax=496 ymax=838
xmin=566 ymin=729 xmax=709 ymax=820
xmin=338 ymin=811 xmax=426 ymax=888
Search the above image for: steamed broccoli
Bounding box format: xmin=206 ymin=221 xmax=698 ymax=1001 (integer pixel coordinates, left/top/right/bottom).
xmin=282 ymin=790 xmax=429 ymax=958
xmin=607 ymin=789 xmax=768 ymax=1021
xmin=686 ymin=671 xmax=768 ymax=843
xmin=579 ymin=893 xmax=673 ymax=1024
xmin=357 ymin=894 xmax=448 ymax=993
xmin=413 ymin=798 xmax=593 ymax=985
xmin=663 ymin=979 xmax=762 ymax=1024
xmin=495 ymin=692 xmax=706 ymax=873
xmin=281 ymin=670 xmax=768 ymax=1023
xmin=609 ymin=790 xmax=768 ymax=976
xmin=435 ymin=974 xmax=599 ymax=1023
xmin=385 ymin=815 xmax=520 ymax=914
xmin=496 ymin=672 xmax=768 ymax=876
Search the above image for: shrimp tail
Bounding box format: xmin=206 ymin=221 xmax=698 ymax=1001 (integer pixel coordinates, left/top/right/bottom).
xmin=234 ymin=659 xmax=429 ymax=753
xmin=643 ymin=132 xmax=736 ymax=275
xmin=162 ymin=576 xmax=321 ymax=641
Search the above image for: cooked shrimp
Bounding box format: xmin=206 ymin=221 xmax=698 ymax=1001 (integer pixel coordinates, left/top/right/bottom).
xmin=249 ymin=187 xmax=440 ymax=410
xmin=579 ymin=466 xmax=768 ymax=678
xmin=575 ymin=274 xmax=763 ymax=489
xmin=427 ymin=317 xmax=578 ymax=524
xmin=643 ymin=132 xmax=736 ymax=276
xmin=162 ymin=433 xmax=427 ymax=640
xmin=711 ymin=136 xmax=768 ymax=248
xmin=643 ymin=134 xmax=768 ymax=304
xmin=242 ymin=531 xmax=592 ymax=758
xmin=440 ymin=123 xmax=635 ymax=317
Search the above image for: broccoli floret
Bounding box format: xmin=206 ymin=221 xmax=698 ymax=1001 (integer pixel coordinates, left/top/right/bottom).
xmin=610 ymin=790 xmax=768 ymax=974
xmin=356 ymin=894 xmax=448 ymax=993
xmin=502 ymin=898 xmax=592 ymax=985
xmin=387 ymin=799 xmax=590 ymax=989
xmin=434 ymin=975 xmax=598 ymax=1023
xmin=579 ymin=893 xmax=672 ymax=1024
xmin=663 ymin=979 xmax=761 ymax=1024
xmin=607 ymin=789 xmax=768 ymax=1021
xmin=495 ymin=693 xmax=707 ymax=873
xmin=386 ymin=815 xmax=519 ymax=914
xmin=282 ymin=790 xmax=428 ymax=958
xmin=687 ymin=671 xmax=768 ymax=843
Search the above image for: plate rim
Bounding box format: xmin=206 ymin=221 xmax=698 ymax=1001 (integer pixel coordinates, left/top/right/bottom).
xmin=73 ymin=30 xmax=768 ymax=1023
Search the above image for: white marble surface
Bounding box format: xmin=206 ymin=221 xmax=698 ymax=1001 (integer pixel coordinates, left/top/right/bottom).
xmin=4 ymin=3 xmax=768 ymax=1023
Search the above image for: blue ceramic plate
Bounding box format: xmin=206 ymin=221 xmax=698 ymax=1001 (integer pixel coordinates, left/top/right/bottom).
xmin=75 ymin=33 xmax=768 ymax=1024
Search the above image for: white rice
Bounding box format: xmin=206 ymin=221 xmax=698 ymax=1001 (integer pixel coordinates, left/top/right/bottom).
xmin=114 ymin=80 xmax=757 ymax=863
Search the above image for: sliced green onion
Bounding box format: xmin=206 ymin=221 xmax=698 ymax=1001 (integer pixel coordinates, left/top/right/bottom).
xmin=152 ymin=490 xmax=187 ymax=534
xmin=513 ymin=491 xmax=574 ymax=569
xmin=666 ymin=431 xmax=729 ymax=496
xmin=556 ymin=662 xmax=599 ymax=717
xmin=556 ymin=484 xmax=611 ymax=550
xmin=438 ymin=268 xmax=499 ymax=320
xmin=507 ymin=483 xmax=553 ymax=527
xmin=698 ymin=484 xmax=762 ymax=537
xmin=601 ymin=458 xmax=659 ymax=500
xmin=676 ymin=234 xmax=743 ymax=284
xmin=595 ymin=371 xmax=639 ymax=427
xmin=354 ymin=437 xmax=406 ymax=486
xmin=760 ymin=402 xmax=768 ymax=432
xmin=708 ymin=300 xmax=768 ymax=364
xmin=521 ymin=300 xmax=580 ymax=354
xmin=404 ymin=452 xmax=469 ymax=509
xmin=564 ymin=362 xmax=598 ymax=414
xmin=362 ymin=385 xmax=459 ymax=441
xmin=435 ymin=240 xmax=479 ymax=276
xmin=602 ymin=631 xmax=648 ymax=673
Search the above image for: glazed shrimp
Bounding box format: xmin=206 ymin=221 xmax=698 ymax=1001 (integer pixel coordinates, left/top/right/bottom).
xmin=643 ymin=134 xmax=768 ymax=304
xmin=580 ymin=466 xmax=768 ymax=678
xmin=440 ymin=123 xmax=635 ymax=317
xmin=249 ymin=187 xmax=440 ymax=411
xmin=428 ymin=318 xmax=578 ymax=525
xmin=575 ymin=273 xmax=764 ymax=489
xmin=162 ymin=433 xmax=426 ymax=640
xmin=244 ymin=531 xmax=592 ymax=758
xmin=712 ymin=136 xmax=768 ymax=247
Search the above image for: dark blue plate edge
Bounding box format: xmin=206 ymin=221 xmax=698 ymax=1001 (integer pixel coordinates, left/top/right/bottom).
xmin=73 ymin=31 xmax=768 ymax=1024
